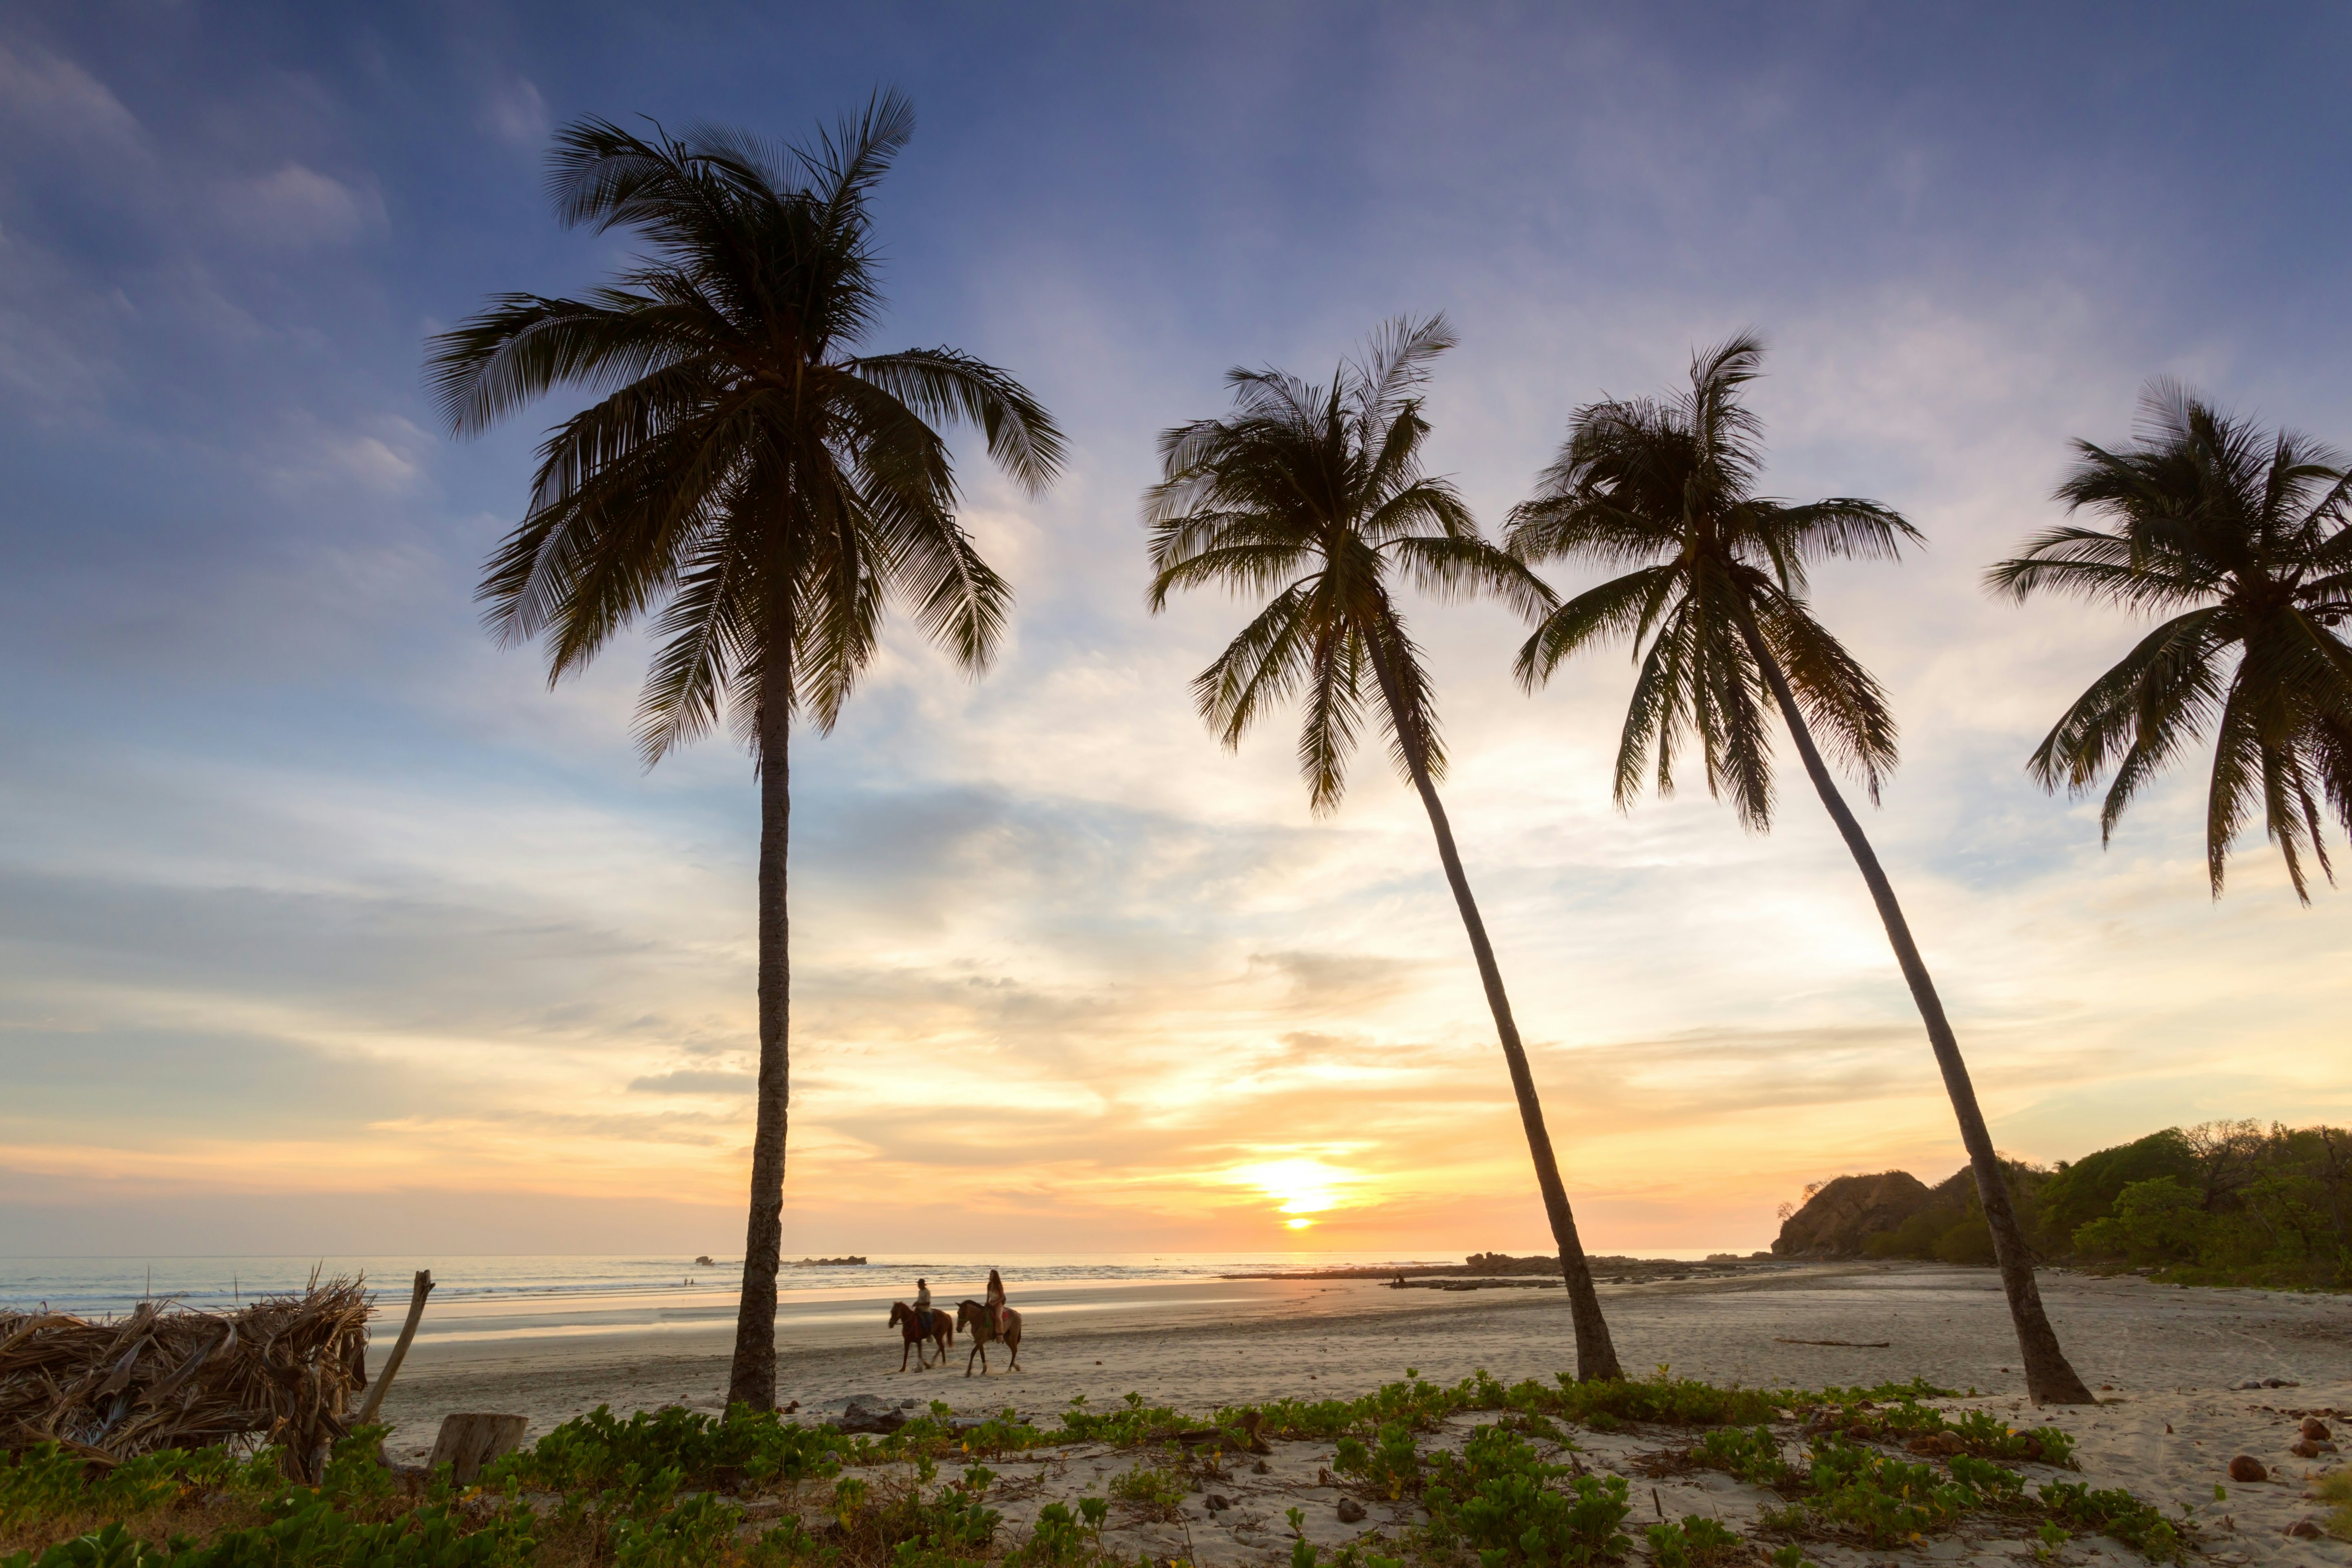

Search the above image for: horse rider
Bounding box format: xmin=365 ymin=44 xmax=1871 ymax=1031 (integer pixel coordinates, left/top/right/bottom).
xmin=913 ymin=1277 xmax=933 ymax=1336
xmin=985 ymin=1267 xmax=1008 ymax=1338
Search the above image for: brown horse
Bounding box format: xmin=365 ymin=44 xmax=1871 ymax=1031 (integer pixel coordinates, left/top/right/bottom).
xmin=889 ymin=1302 xmax=952 ymax=1371
xmin=954 ymin=1299 xmax=1022 ymax=1375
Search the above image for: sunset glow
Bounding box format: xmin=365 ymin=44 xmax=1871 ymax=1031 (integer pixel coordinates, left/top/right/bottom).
xmin=3 ymin=9 xmax=2350 ymax=1262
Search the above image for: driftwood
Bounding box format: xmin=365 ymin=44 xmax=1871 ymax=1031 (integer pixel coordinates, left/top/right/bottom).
xmin=0 ymin=1276 xmax=372 ymax=1476
xmin=354 ymin=1272 xmax=433 ymax=1426
xmin=426 ymin=1413 xmax=527 ymax=1486
xmin=1174 ymin=1410 xmax=1272 ymax=1454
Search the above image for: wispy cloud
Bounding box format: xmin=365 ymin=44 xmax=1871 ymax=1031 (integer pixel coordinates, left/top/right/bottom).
xmin=2 ymin=7 xmax=2348 ymax=1258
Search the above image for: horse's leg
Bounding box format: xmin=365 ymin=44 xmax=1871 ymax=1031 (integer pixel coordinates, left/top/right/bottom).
xmin=900 ymin=1336 xmax=911 ymax=1373
xmin=1007 ymin=1330 xmax=1020 ymax=1371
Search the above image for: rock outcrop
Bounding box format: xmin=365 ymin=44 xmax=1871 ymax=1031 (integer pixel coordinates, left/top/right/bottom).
xmin=1772 ymin=1170 xmax=1932 ymax=1256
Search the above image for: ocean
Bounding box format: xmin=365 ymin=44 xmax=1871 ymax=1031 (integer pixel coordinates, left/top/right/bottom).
xmin=0 ymin=1250 xmax=1736 ymax=1349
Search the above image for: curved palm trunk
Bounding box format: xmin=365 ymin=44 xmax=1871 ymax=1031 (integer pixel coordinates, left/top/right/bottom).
xmin=1369 ymin=647 xmax=1624 ymax=1382
xmin=728 ymin=672 xmax=793 ymax=1410
xmin=1730 ymin=603 xmax=2093 ymax=1405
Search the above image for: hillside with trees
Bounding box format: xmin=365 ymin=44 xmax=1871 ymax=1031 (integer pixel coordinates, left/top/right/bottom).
xmin=1773 ymin=1121 xmax=2350 ymax=1289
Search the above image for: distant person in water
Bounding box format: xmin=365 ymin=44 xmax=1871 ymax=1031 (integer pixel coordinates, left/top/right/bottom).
xmin=914 ymin=1277 xmax=933 ymax=1335
xmin=985 ymin=1268 xmax=1008 ymax=1337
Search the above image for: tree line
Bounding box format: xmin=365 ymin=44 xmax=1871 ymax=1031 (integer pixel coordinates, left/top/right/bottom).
xmin=425 ymin=98 xmax=2352 ymax=1410
xmin=1785 ymin=1120 xmax=2351 ymax=1290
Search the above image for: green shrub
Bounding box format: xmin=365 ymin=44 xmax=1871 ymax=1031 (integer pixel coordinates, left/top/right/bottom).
xmin=1804 ymin=1439 xmax=1975 ymax=1546
xmin=1 ymin=1447 xmax=103 ymax=1526
xmin=2037 ymin=1481 xmax=2185 ymax=1562
xmin=1549 ymin=1372 xmax=1780 ymax=1429
xmin=1332 ymin=1424 xmax=1420 ymax=1501
xmin=486 ymin=1403 xmax=848 ymax=1497
xmin=1106 ymin=1463 xmax=1185 ymax=1512
xmin=1692 ymin=1426 xmax=1786 ymax=1487
xmin=1022 ymin=1502 xmax=1085 ymax=1567
xmin=607 ymin=1490 xmax=741 ymax=1568
xmin=1644 ymin=1516 xmax=1740 ymax=1568
xmin=1423 ymin=1427 xmax=1630 ymax=1566
xmin=2316 ymin=1470 xmax=2352 ymax=1541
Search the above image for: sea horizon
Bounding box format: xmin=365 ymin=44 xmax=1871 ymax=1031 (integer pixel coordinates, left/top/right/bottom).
xmin=0 ymin=1248 xmax=1762 ymax=1331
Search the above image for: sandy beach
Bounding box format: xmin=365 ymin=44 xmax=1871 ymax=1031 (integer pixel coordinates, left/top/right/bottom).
xmin=375 ymin=1262 xmax=2349 ymax=1565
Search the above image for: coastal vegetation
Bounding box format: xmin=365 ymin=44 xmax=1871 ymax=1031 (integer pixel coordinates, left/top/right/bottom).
xmin=1990 ymin=383 xmax=2352 ymax=901
xmin=1775 ymin=1119 xmax=2351 ymax=1289
xmin=1501 ymin=335 xmax=2093 ymax=1404
xmin=4 ymin=1370 xmax=2201 ymax=1568
xmin=423 ymin=96 xmax=1062 ymax=1411
xmin=1141 ymin=318 xmax=1621 ymax=1381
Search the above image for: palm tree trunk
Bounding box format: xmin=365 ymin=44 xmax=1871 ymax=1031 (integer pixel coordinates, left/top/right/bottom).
xmin=1368 ymin=644 xmax=1624 ymax=1382
xmin=1730 ymin=601 xmax=2094 ymax=1405
xmin=727 ymin=657 xmax=793 ymax=1410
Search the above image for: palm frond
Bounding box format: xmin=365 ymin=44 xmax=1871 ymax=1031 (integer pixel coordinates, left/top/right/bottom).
xmin=1515 ymin=565 xmax=1682 ymax=689
xmin=1146 ymin=318 xmax=1508 ymax=808
xmin=454 ymin=97 xmax=1052 ymax=767
xmin=1388 ymin=531 xmax=1556 ymax=621
xmin=2007 ymin=378 xmax=2352 ymax=892
xmin=849 ymin=347 xmax=1067 ymax=494
xmin=1513 ymin=334 xmax=1911 ymax=822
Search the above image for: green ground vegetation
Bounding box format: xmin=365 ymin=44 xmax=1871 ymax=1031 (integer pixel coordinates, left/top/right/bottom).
xmin=2 ymin=1372 xmax=2185 ymax=1568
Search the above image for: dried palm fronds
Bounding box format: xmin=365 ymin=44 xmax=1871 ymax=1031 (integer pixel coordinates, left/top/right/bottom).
xmin=0 ymin=1275 xmax=373 ymax=1475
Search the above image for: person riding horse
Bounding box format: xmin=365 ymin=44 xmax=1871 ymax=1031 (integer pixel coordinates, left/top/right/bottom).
xmin=914 ymin=1277 xmax=933 ymax=1337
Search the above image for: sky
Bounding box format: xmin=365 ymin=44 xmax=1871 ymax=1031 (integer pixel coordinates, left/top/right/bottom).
xmin=3 ymin=1 xmax=2349 ymax=1261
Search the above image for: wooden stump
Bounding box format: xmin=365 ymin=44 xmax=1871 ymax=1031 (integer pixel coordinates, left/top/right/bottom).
xmin=427 ymin=1413 xmax=528 ymax=1485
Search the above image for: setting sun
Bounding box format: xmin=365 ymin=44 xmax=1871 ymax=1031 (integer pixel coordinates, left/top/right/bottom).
xmin=1224 ymin=1156 xmax=1363 ymax=1229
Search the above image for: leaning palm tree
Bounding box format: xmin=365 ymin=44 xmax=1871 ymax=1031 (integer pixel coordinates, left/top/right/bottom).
xmin=1505 ymin=334 xmax=2094 ymax=1404
xmin=1145 ymin=316 xmax=1624 ymax=1381
xmin=425 ymin=96 xmax=1063 ymax=1410
xmin=1988 ymin=382 xmax=2352 ymax=901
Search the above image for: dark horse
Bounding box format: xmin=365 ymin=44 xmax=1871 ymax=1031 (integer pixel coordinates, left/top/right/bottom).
xmin=888 ymin=1302 xmax=952 ymax=1371
xmin=954 ymin=1299 xmax=1022 ymax=1376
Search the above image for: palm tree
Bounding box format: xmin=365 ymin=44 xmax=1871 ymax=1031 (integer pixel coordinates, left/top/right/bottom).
xmin=425 ymin=96 xmax=1064 ymax=1410
xmin=1145 ymin=316 xmax=1625 ymax=1382
xmin=1988 ymin=382 xmax=2352 ymax=902
xmin=1505 ymin=334 xmax=2095 ymax=1404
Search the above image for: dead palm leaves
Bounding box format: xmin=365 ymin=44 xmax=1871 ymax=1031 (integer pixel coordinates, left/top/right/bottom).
xmin=0 ymin=1276 xmax=373 ymax=1474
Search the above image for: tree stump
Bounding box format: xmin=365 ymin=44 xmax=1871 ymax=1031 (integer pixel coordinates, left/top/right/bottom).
xmin=428 ymin=1413 xmax=528 ymax=1485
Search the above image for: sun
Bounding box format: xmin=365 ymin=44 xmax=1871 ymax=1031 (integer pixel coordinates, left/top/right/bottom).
xmin=1224 ymin=1156 xmax=1361 ymax=1232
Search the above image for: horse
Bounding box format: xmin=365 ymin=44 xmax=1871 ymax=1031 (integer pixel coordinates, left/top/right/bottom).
xmin=888 ymin=1302 xmax=952 ymax=1371
xmin=955 ymin=1299 xmax=1022 ymax=1375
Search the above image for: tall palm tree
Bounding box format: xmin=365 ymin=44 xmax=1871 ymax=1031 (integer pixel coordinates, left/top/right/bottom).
xmin=425 ymin=96 xmax=1064 ymax=1410
xmin=1988 ymin=382 xmax=2352 ymax=901
xmin=1505 ymin=334 xmax=2095 ymax=1404
xmin=1145 ymin=316 xmax=1625 ymax=1382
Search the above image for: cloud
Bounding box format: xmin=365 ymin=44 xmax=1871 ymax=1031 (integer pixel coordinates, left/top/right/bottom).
xmin=214 ymin=163 xmax=385 ymax=248
xmin=483 ymin=78 xmax=548 ymax=147
xmin=0 ymin=38 xmax=144 ymax=158
xmin=630 ymin=1070 xmax=755 ymax=1095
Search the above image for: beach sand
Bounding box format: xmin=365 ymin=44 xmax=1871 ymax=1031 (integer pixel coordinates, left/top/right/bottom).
xmin=376 ymin=1263 xmax=2349 ymax=1565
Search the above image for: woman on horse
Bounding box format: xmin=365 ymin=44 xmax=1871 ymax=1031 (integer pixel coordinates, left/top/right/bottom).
xmin=985 ymin=1268 xmax=1008 ymax=1337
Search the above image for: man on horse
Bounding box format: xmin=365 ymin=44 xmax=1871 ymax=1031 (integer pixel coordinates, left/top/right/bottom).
xmin=913 ymin=1277 xmax=933 ymax=1336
